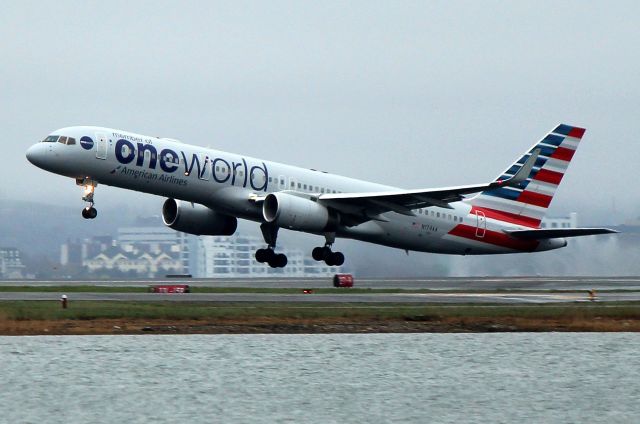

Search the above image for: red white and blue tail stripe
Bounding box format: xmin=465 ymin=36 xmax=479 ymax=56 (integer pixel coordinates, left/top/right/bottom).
xmin=466 ymin=124 xmax=585 ymax=228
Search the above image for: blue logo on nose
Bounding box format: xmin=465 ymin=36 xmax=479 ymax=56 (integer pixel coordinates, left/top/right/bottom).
xmin=80 ymin=136 xmax=94 ymax=150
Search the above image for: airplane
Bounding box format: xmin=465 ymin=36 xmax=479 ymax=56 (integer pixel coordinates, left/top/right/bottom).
xmin=26 ymin=124 xmax=616 ymax=268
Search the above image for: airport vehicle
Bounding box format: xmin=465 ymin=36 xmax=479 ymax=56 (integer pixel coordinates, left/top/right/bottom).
xmin=149 ymin=284 xmax=190 ymax=294
xmin=333 ymin=274 xmax=354 ymax=288
xmin=26 ymin=124 xmax=616 ymax=268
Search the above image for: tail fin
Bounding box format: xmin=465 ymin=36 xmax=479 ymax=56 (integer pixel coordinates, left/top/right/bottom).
xmin=467 ymin=124 xmax=586 ymax=228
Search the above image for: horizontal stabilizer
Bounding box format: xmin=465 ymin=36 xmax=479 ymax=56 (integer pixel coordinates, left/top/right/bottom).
xmin=506 ymin=228 xmax=618 ymax=240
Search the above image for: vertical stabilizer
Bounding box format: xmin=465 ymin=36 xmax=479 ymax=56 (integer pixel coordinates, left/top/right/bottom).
xmin=466 ymin=124 xmax=586 ymax=228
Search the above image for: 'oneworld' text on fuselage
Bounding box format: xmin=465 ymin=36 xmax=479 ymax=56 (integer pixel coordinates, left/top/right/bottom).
xmin=112 ymin=132 xmax=269 ymax=191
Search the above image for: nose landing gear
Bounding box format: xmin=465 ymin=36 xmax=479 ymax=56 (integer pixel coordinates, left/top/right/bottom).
xmin=81 ymin=206 xmax=98 ymax=219
xmin=77 ymin=178 xmax=98 ymax=219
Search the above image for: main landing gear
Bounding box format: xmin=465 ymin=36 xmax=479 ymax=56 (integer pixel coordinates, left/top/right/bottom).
xmin=78 ymin=178 xmax=98 ymax=219
xmin=311 ymin=233 xmax=345 ymax=266
xmin=255 ymin=223 xmax=288 ymax=268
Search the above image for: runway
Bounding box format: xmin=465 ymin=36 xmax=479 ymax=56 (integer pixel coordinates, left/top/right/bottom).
xmin=1 ymin=290 xmax=639 ymax=304
xmin=1 ymin=277 xmax=639 ymax=304
xmin=2 ymin=276 xmax=640 ymax=290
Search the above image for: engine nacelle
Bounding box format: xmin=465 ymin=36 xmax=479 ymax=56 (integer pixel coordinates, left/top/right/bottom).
xmin=162 ymin=199 xmax=237 ymax=236
xmin=263 ymin=192 xmax=338 ymax=232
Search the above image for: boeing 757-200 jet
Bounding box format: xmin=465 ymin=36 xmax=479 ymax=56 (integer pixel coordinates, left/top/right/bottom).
xmin=26 ymin=124 xmax=616 ymax=268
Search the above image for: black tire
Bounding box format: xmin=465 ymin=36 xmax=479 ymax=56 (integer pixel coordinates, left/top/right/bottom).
xmin=81 ymin=208 xmax=90 ymax=219
xmin=325 ymin=254 xmax=335 ymax=266
xmin=255 ymin=249 xmax=268 ymax=263
xmin=321 ymin=246 xmax=332 ymax=260
xmin=312 ymin=247 xmax=324 ymax=261
xmin=275 ymin=254 xmax=288 ymax=268
xmin=256 ymin=248 xmax=275 ymax=263
xmin=332 ymin=252 xmax=345 ymax=266
xmin=88 ymin=207 xmax=98 ymax=219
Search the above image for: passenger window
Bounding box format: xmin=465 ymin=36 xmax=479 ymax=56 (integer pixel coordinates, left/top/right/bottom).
xmin=436 ymin=212 xmax=440 ymax=218
xmin=58 ymin=136 xmax=68 ymax=144
xmin=291 ymin=182 xmax=295 ymax=188
xmin=320 ymin=188 xmax=325 ymax=193
xmin=67 ymin=137 xmax=76 ymax=145
xmin=297 ymin=183 xmax=301 ymax=189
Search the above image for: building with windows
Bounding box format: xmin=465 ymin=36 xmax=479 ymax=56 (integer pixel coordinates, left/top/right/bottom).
xmin=540 ymin=212 xmax=578 ymax=229
xmin=60 ymin=225 xmax=191 ymax=278
xmin=83 ymin=244 xmax=183 ymax=277
xmin=61 ymin=220 xmax=342 ymax=278
xmin=196 ymin=233 xmax=343 ymax=277
xmin=0 ymin=248 xmax=26 ymax=279
xmin=117 ymin=225 xmax=191 ymax=274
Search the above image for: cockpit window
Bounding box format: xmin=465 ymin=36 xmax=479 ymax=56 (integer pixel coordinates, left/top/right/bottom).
xmin=67 ymin=137 xmax=76 ymax=145
xmin=43 ymin=135 xmax=59 ymax=143
xmin=58 ymin=136 xmax=68 ymax=144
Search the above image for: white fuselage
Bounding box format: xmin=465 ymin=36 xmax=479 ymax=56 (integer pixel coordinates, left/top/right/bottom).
xmin=26 ymin=126 xmax=564 ymax=255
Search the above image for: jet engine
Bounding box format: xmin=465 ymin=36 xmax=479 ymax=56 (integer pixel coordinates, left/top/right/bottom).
xmin=162 ymin=199 xmax=237 ymax=236
xmin=262 ymin=192 xmax=338 ymax=232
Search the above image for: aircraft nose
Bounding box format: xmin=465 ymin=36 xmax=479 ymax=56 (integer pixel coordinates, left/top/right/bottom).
xmin=26 ymin=143 xmax=46 ymax=167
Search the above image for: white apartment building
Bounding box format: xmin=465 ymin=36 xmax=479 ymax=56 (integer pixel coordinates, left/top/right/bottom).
xmin=196 ymin=233 xmax=343 ymax=277
xmin=0 ymin=248 xmax=26 ymax=279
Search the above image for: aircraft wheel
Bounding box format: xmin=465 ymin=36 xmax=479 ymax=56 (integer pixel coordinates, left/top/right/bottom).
xmin=267 ymin=254 xmax=286 ymax=268
xmin=268 ymin=254 xmax=287 ymax=268
xmin=82 ymin=207 xmax=97 ymax=219
xmin=256 ymin=248 xmax=273 ymax=263
xmin=312 ymin=247 xmax=324 ymax=261
xmin=325 ymin=252 xmax=344 ymax=267
xmin=275 ymin=254 xmax=288 ymax=268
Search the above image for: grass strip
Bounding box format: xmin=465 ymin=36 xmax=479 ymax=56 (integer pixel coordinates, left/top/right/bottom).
xmin=1 ymin=301 xmax=640 ymax=322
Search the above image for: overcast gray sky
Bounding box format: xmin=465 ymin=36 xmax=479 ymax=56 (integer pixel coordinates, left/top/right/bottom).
xmin=2 ymin=0 xmax=638 ymax=224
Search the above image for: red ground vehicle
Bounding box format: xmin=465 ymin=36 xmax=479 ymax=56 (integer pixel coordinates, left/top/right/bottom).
xmin=149 ymin=284 xmax=191 ymax=293
xmin=333 ymin=274 xmax=354 ymax=288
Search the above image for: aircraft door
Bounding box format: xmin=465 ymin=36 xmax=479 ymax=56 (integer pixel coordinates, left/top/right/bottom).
xmin=475 ymin=210 xmax=487 ymax=238
xmin=96 ymin=133 xmax=108 ymax=160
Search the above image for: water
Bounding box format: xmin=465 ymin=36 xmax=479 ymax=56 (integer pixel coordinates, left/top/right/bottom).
xmin=1 ymin=334 xmax=639 ymax=423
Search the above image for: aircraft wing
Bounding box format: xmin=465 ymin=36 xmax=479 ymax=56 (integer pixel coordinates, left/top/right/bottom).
xmin=319 ymin=181 xmax=510 ymax=214
xmin=249 ymin=148 xmax=538 ymax=225
xmin=318 ymin=148 xmax=540 ymax=222
xmin=505 ymin=228 xmax=619 ymax=240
